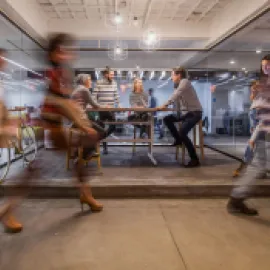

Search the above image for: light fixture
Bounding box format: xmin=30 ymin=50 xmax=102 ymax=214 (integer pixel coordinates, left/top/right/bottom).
xmin=140 ymin=71 xmax=144 ymax=79
xmin=115 ymin=46 xmax=122 ymax=55
xmin=145 ymin=31 xmax=157 ymax=45
xmin=242 ymin=67 xmax=246 ymax=71
xmin=108 ymin=41 xmax=128 ymax=61
xmin=256 ymin=49 xmax=262 ymax=54
xmin=0 ymin=56 xmax=42 ymax=77
xmin=160 ymin=71 xmax=166 ymax=80
xmin=150 ymin=71 xmax=155 ymax=80
xmin=95 ymin=70 xmax=99 ymax=79
xmin=139 ymin=28 xmax=161 ymax=51
xmin=230 ymin=60 xmax=235 ymax=65
xmin=114 ymin=13 xmax=123 ymax=25
xmin=133 ymin=16 xmax=139 ymax=26
xmin=136 ymin=65 xmax=140 ymax=69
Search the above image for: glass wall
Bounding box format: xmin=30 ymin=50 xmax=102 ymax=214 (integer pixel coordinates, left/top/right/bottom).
xmin=1 ymin=10 xmax=269 ymax=160
xmin=0 ymin=13 xmax=46 ymax=162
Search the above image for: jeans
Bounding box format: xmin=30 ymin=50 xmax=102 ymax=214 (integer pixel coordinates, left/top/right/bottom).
xmin=128 ymin=113 xmax=149 ymax=137
xmin=164 ymin=111 xmax=202 ymax=160
xmin=231 ymin=135 xmax=267 ymax=199
xmin=154 ymin=117 xmax=164 ymax=138
xmin=99 ymin=111 xmax=116 ymax=151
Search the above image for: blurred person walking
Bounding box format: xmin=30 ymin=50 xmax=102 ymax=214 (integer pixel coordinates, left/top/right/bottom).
xmin=0 ymin=34 xmax=103 ymax=234
xmin=233 ymin=80 xmax=260 ymax=177
xmin=228 ymin=54 xmax=270 ymax=215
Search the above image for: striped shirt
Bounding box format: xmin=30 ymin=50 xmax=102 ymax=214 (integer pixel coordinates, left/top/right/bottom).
xmin=129 ymin=92 xmax=148 ymax=108
xmin=93 ymin=78 xmax=120 ymax=107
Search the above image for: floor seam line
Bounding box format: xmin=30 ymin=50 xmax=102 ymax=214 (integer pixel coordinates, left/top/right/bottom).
xmin=159 ymin=203 xmax=188 ymax=270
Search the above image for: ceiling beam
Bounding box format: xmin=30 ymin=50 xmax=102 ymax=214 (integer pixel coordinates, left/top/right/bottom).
xmin=128 ymin=0 xmax=134 ymax=26
xmin=65 ymin=0 xmax=75 ymax=19
xmin=82 ymin=0 xmax=89 ymax=19
xmin=184 ymin=0 xmax=203 ymax=21
xmin=96 ymin=0 xmax=103 ymax=20
xmin=170 ymin=0 xmax=186 ymax=21
xmin=114 ymin=0 xmax=117 ymax=14
xmin=48 ymin=0 xmax=61 ymax=18
xmin=142 ymin=0 xmax=153 ymax=28
xmin=156 ymin=0 xmax=167 ymax=21
xmin=198 ymin=0 xmax=220 ymax=22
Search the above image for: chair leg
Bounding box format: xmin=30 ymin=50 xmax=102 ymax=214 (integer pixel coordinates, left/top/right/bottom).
xmin=182 ymin=145 xmax=185 ymax=165
xmin=133 ymin=127 xmax=136 ymax=155
xmin=66 ymin=129 xmax=72 ymax=170
xmin=199 ymin=120 xmax=204 ymax=161
xmin=96 ymin=144 xmax=101 ymax=170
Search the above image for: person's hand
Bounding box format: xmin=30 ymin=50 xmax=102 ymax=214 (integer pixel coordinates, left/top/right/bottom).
xmin=157 ymin=106 xmax=166 ymax=111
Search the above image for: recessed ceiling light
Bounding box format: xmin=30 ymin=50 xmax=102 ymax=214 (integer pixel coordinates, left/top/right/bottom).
xmin=256 ymin=49 xmax=262 ymax=54
xmin=136 ymin=65 xmax=140 ymax=69
xmin=230 ymin=60 xmax=235 ymax=65
xmin=242 ymin=67 xmax=246 ymax=71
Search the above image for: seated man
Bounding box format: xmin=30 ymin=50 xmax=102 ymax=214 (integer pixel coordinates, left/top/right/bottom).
xmin=158 ymin=67 xmax=202 ymax=168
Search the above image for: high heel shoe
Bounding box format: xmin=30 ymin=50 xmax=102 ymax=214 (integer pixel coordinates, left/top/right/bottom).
xmin=80 ymin=194 xmax=103 ymax=212
xmin=0 ymin=208 xmax=23 ymax=233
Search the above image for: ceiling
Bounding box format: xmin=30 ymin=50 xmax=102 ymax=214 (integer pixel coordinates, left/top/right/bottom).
xmin=36 ymin=0 xmax=230 ymax=22
xmin=0 ymin=0 xmax=269 ymax=72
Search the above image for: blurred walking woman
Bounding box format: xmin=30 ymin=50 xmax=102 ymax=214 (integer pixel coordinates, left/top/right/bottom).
xmin=0 ymin=34 xmax=103 ymax=234
xmin=128 ymin=78 xmax=149 ymax=138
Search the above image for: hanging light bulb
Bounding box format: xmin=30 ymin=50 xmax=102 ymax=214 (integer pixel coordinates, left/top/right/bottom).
xmin=115 ymin=46 xmax=122 ymax=55
xmin=114 ymin=12 xmax=123 ymax=25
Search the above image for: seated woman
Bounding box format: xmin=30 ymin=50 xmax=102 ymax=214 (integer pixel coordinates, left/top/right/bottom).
xmin=128 ymin=78 xmax=149 ymax=138
xmin=71 ymin=73 xmax=106 ymax=159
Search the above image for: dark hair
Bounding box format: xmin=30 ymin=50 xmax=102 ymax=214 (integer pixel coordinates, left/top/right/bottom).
xmin=0 ymin=48 xmax=7 ymax=55
xmin=260 ymin=54 xmax=270 ymax=78
xmin=47 ymin=33 xmax=74 ymax=55
xmin=103 ymin=66 xmax=112 ymax=76
xmin=172 ymin=66 xmax=187 ymax=79
xmin=148 ymin=88 xmax=154 ymax=93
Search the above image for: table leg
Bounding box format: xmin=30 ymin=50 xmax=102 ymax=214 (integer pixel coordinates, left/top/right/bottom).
xmin=148 ymin=113 xmax=157 ymax=166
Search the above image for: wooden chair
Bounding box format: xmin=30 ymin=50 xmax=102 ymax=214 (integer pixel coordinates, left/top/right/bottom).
xmin=175 ymin=120 xmax=204 ymax=164
xmin=66 ymin=128 xmax=101 ymax=171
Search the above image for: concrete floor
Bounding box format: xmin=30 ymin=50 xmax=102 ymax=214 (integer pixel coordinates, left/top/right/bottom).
xmin=1 ymin=199 xmax=270 ymax=270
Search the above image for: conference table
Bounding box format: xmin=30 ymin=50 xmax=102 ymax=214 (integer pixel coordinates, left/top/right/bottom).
xmin=87 ymin=107 xmax=173 ymax=165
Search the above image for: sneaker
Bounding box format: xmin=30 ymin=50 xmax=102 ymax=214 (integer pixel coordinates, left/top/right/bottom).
xmin=227 ymin=198 xmax=258 ymax=216
xmin=184 ymin=159 xmax=201 ymax=168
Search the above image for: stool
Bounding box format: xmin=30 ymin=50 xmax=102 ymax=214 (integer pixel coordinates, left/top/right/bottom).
xmin=66 ymin=128 xmax=101 ymax=171
xmin=175 ymin=120 xmax=204 ymax=164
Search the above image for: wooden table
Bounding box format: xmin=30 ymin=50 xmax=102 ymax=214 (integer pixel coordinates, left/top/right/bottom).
xmin=87 ymin=108 xmax=172 ymax=165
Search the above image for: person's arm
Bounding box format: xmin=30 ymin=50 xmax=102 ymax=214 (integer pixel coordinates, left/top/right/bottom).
xmin=250 ymin=89 xmax=257 ymax=101
xmin=83 ymin=89 xmax=100 ymax=108
xmin=161 ymin=79 xmax=190 ymax=108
